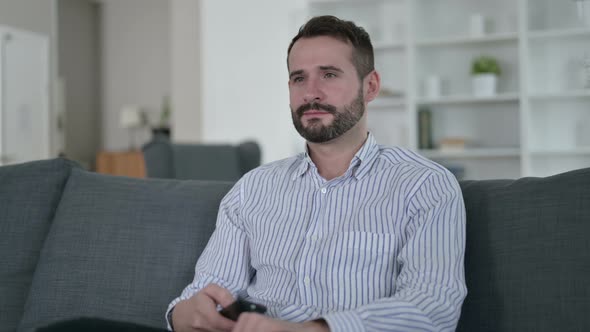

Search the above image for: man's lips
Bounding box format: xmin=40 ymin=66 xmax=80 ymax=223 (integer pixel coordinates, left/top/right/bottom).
xmin=296 ymin=102 xmax=336 ymax=118
xmin=302 ymin=110 xmax=331 ymax=117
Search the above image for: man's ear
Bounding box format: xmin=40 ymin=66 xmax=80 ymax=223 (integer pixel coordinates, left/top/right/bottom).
xmin=364 ymin=70 xmax=381 ymax=102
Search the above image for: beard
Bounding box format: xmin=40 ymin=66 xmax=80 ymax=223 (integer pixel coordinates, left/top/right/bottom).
xmin=291 ymin=88 xmax=365 ymax=143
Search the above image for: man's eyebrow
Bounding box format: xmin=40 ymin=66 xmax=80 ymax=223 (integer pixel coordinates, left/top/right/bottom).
xmin=289 ymin=70 xmax=304 ymax=79
xmin=289 ymin=66 xmax=344 ymax=79
xmin=319 ymin=65 xmax=344 ymax=73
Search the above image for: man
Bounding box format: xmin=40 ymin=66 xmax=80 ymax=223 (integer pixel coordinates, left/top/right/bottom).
xmin=167 ymin=15 xmax=466 ymax=332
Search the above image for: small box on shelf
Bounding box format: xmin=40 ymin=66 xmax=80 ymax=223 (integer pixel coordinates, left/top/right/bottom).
xmin=439 ymin=137 xmax=469 ymax=152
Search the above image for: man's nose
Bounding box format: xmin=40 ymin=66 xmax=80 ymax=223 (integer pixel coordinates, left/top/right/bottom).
xmin=303 ymin=79 xmax=325 ymax=103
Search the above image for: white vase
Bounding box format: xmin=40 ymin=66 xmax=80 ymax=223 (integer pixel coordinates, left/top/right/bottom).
xmin=469 ymin=14 xmax=486 ymax=37
xmin=425 ymin=75 xmax=442 ymax=98
xmin=472 ymin=74 xmax=497 ymax=97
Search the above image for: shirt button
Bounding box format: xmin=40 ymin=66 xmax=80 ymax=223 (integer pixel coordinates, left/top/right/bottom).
xmin=320 ymin=187 xmax=327 ymax=194
xmin=304 ymin=276 xmax=311 ymax=285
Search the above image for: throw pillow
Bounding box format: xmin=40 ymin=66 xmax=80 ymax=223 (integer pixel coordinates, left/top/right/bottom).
xmin=18 ymin=169 xmax=233 ymax=331
xmin=0 ymin=158 xmax=78 ymax=331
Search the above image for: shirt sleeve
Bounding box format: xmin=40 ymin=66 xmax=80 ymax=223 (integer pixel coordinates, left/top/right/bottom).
xmin=322 ymin=170 xmax=467 ymax=332
xmin=165 ymin=179 xmax=254 ymax=329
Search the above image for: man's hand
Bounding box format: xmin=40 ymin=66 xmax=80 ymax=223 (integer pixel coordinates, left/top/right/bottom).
xmin=232 ymin=314 xmax=329 ymax=332
xmin=172 ymin=284 xmax=236 ymax=332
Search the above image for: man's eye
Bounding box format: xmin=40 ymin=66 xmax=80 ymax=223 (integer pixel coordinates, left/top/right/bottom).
xmin=292 ymin=77 xmax=304 ymax=83
xmin=324 ymin=72 xmax=337 ymax=79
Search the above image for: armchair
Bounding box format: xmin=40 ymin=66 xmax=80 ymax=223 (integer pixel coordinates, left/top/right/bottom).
xmin=142 ymin=136 xmax=261 ymax=181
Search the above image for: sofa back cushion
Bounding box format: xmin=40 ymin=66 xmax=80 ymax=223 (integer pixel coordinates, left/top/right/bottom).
xmin=172 ymin=144 xmax=241 ymax=180
xmin=142 ymin=137 xmax=261 ymax=181
xmin=0 ymin=158 xmax=78 ymax=332
xmin=458 ymin=167 xmax=590 ymax=332
xmin=18 ymin=169 xmax=233 ymax=331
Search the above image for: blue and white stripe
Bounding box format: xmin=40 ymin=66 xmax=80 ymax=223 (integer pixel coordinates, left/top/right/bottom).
xmin=168 ymin=133 xmax=466 ymax=332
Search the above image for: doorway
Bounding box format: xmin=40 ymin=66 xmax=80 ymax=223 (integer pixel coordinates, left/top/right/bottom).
xmin=0 ymin=25 xmax=50 ymax=166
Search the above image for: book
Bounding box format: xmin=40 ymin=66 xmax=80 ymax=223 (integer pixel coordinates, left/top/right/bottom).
xmin=418 ymin=108 xmax=433 ymax=149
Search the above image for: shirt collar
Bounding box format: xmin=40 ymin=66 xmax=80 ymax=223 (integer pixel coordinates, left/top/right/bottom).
xmin=292 ymin=132 xmax=380 ymax=181
xmin=350 ymin=132 xmax=379 ymax=180
xmin=292 ymin=146 xmax=314 ymax=180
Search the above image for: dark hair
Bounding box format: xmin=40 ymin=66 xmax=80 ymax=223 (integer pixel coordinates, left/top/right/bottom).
xmin=287 ymin=15 xmax=374 ymax=79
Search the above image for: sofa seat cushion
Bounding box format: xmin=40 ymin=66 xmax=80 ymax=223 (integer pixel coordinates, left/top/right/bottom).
xmin=18 ymin=169 xmax=233 ymax=331
xmin=458 ymin=167 xmax=590 ymax=332
xmin=0 ymin=158 xmax=78 ymax=332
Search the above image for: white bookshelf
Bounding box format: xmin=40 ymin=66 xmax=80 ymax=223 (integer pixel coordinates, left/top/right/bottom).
xmin=529 ymin=90 xmax=590 ymax=100
xmin=420 ymin=148 xmax=521 ymax=159
xmin=307 ymin=0 xmax=590 ymax=180
xmin=415 ymin=33 xmax=518 ymax=47
xmin=417 ymin=93 xmax=520 ymax=106
xmin=531 ymin=148 xmax=590 ymax=156
xmin=370 ymin=97 xmax=406 ymax=109
xmin=528 ymin=27 xmax=590 ymax=39
xmin=373 ymin=42 xmax=405 ymax=51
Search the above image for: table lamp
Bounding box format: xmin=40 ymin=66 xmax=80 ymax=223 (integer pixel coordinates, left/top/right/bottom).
xmin=119 ymin=105 xmax=144 ymax=150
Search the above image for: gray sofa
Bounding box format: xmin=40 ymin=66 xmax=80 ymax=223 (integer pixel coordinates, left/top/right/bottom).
xmin=1 ymin=158 xmax=588 ymax=332
xmin=142 ymin=136 xmax=261 ymax=181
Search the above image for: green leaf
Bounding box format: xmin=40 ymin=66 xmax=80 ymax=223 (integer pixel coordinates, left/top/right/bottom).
xmin=471 ymin=55 xmax=501 ymax=75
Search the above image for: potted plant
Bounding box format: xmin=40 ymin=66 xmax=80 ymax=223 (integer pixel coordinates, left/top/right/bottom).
xmin=471 ymin=55 xmax=501 ymax=97
xmin=151 ymin=95 xmax=172 ymax=138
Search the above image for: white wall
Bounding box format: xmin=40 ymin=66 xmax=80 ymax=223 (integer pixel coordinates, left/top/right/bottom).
xmin=199 ymin=0 xmax=308 ymax=163
xmin=98 ymin=0 xmax=310 ymax=162
xmin=0 ymin=1 xmax=53 ymax=35
xmin=58 ymin=0 xmax=100 ymax=169
xmin=99 ymin=0 xmax=311 ymax=161
xmin=100 ymin=0 xmax=170 ymax=151
xmin=170 ymin=0 xmax=202 ymax=143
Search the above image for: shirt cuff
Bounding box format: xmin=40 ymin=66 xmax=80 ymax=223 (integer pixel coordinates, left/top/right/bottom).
xmin=322 ymin=310 xmax=366 ymax=332
xmin=166 ymin=307 xmax=174 ymax=331
xmin=165 ymin=303 xmax=177 ymax=331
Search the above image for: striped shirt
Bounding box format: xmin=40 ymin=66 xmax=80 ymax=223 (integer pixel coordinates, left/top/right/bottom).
xmin=167 ymin=133 xmax=467 ymax=332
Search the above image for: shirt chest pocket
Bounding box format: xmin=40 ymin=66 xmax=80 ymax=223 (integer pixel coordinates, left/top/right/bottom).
xmin=318 ymin=231 xmax=397 ymax=310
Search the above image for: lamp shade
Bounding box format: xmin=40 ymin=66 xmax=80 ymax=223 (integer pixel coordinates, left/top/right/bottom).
xmin=119 ymin=105 xmax=142 ymax=128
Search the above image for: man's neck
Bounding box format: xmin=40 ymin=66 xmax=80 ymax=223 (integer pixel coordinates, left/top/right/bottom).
xmin=307 ymin=127 xmax=368 ymax=181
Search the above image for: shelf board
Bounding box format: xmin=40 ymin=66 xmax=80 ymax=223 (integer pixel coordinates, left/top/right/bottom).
xmin=370 ymin=97 xmax=405 ymax=109
xmin=417 ymin=93 xmax=520 ymax=106
xmin=529 ymin=90 xmax=590 ymax=100
xmin=374 ymin=42 xmax=405 ymax=51
xmin=416 ymin=33 xmax=518 ymax=47
xmin=530 ymin=148 xmax=590 ymax=157
xmin=419 ymin=148 xmax=521 ymax=159
xmin=528 ymin=27 xmax=590 ymax=40
xmin=310 ymin=0 xmax=392 ymax=6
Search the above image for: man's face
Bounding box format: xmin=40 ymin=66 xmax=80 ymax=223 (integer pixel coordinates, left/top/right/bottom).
xmin=288 ymin=36 xmax=366 ymax=143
